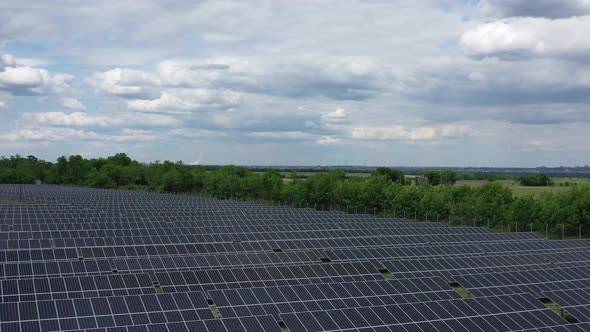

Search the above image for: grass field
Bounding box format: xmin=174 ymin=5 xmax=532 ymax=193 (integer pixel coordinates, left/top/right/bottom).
xmin=457 ymin=178 xmax=590 ymax=197
xmin=0 ymin=199 xmax=34 ymax=205
xmin=257 ymin=170 xmax=590 ymax=197
xmin=254 ymin=171 xmax=371 ymax=178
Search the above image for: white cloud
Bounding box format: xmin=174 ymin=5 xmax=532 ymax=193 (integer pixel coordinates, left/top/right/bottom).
xmin=127 ymin=89 xmax=241 ymax=114
xmin=87 ymin=68 xmax=159 ymax=98
xmin=248 ymin=131 xmax=315 ymax=140
xmin=20 ymin=111 xmax=181 ymax=128
xmin=321 ymin=109 xmax=349 ymax=124
xmin=63 ymin=97 xmax=86 ymax=110
xmin=438 ymin=124 xmax=473 ymax=138
xmin=0 ymin=101 xmax=6 ymax=110
xmin=18 ymin=127 xmax=98 ymax=141
xmin=351 ymin=124 xmax=472 ymax=142
xmin=0 ymin=66 xmax=49 ymax=86
xmin=461 ymin=17 xmax=590 ymax=59
xmin=93 ymin=54 xmax=390 ymax=102
xmin=15 ymin=126 xmax=157 ymax=142
xmin=111 ymin=129 xmax=157 ymax=142
xmin=21 ymin=112 xmax=109 ymax=127
xmin=170 ymin=128 xmax=227 ymax=139
xmin=317 ymin=136 xmax=343 ymax=145
xmin=0 ymin=54 xmax=73 ymax=95
xmin=156 ymin=59 xmax=237 ymax=87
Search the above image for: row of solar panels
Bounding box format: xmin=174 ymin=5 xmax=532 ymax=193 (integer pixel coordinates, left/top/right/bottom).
xmin=1 ymin=226 xmax=488 ymax=241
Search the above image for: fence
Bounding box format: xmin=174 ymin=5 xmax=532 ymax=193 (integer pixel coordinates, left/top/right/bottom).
xmin=171 ymin=193 xmax=587 ymax=241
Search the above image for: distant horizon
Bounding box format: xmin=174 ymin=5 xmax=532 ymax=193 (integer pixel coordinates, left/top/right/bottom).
xmin=6 ymin=153 xmax=590 ymax=170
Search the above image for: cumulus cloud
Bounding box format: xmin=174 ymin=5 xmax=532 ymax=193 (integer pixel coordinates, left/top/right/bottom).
xmin=248 ymin=131 xmax=316 ymax=140
xmin=20 ymin=112 xmax=181 ymax=128
xmin=481 ymin=0 xmax=590 ymax=19
xmin=21 ymin=112 xmax=110 ymax=127
xmin=17 ymin=127 xmax=98 ymax=141
xmin=461 ymin=17 xmax=590 ymax=59
xmin=317 ymin=136 xmax=343 ymax=145
xmin=15 ymin=127 xmax=157 ymax=142
xmin=156 ymin=59 xmax=236 ymax=87
xmin=127 ymin=89 xmax=241 ymax=114
xmin=0 ymin=101 xmax=6 ymax=110
xmin=438 ymin=124 xmax=473 ymax=138
xmin=0 ymin=54 xmax=73 ymax=95
xmin=351 ymin=124 xmax=471 ymax=142
xmin=63 ymin=97 xmax=86 ymax=110
xmin=170 ymin=128 xmax=227 ymax=139
xmin=93 ymin=54 xmax=389 ymax=103
xmin=87 ymin=68 xmax=159 ymax=98
xmin=321 ymin=109 xmax=350 ymax=124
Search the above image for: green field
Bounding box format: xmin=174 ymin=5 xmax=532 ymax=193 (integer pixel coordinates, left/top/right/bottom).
xmin=254 ymin=171 xmax=372 ymax=179
xmin=256 ymin=170 xmax=590 ymax=197
xmin=0 ymin=199 xmax=34 ymax=205
xmin=456 ymin=178 xmax=590 ymax=197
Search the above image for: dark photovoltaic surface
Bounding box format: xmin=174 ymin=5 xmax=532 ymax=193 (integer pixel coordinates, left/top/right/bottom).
xmin=0 ymin=184 xmax=589 ymax=331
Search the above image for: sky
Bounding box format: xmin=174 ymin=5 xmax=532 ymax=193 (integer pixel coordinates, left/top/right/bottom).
xmin=1 ymin=0 xmax=590 ymax=167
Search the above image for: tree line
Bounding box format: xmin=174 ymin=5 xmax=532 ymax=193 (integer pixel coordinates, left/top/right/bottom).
xmin=1 ymin=153 xmax=589 ymax=237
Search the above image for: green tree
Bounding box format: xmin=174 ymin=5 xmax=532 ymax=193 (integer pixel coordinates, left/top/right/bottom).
xmin=85 ymin=170 xmax=116 ymax=188
xmin=518 ymin=173 xmax=553 ymax=186
xmin=424 ymin=171 xmax=441 ymax=186
xmin=440 ymin=170 xmax=458 ymax=185
xmin=371 ymin=167 xmax=404 ymax=184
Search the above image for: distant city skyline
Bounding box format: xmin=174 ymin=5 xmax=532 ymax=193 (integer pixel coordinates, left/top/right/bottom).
xmin=1 ymin=1 xmax=590 ymax=167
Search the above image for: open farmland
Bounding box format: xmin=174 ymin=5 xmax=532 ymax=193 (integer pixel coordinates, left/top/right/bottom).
xmin=456 ymin=178 xmax=590 ymax=197
xmin=0 ymin=184 xmax=590 ymax=331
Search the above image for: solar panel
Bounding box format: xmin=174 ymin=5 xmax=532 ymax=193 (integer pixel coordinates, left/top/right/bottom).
xmin=1 ymin=184 xmax=589 ymax=332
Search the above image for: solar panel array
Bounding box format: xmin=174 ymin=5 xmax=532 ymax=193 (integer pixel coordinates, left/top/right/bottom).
xmin=0 ymin=184 xmax=589 ymax=331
